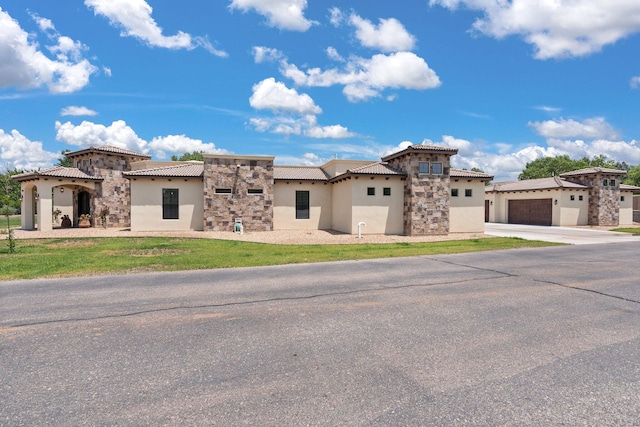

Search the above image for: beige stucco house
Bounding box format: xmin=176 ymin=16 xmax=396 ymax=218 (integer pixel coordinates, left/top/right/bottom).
xmin=13 ymin=144 xmax=493 ymax=235
xmin=485 ymin=168 xmax=640 ymax=227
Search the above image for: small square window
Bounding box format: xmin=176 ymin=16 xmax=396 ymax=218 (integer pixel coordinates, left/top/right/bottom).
xmin=465 ymin=189 xmax=472 ymax=197
xmin=579 ymin=195 xmax=583 ymax=201
xmin=603 ymin=179 xmax=608 ymax=186
xmin=383 ymin=187 xmax=391 ymax=196
xmin=367 ymin=187 xmax=375 ymax=196
xmin=431 ymin=162 xmax=443 ymax=175
xmin=621 ymin=196 xmax=625 ymax=202
xmin=451 ymin=189 xmax=459 ymax=197
xmin=215 ymin=188 xmax=232 ymax=194
xmin=570 ymin=195 xmax=575 ymax=201
xmin=250 ymin=160 xmax=257 ymax=167
xmin=419 ymin=162 xmax=429 ymax=174
xmin=610 ymin=179 xmax=616 ymax=187
xmin=248 ymin=188 xmax=263 ymax=194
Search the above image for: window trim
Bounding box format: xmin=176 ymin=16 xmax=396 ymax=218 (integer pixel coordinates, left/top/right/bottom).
xmin=418 ymin=162 xmax=430 ymax=175
xmin=162 ymin=188 xmax=179 ymax=220
xmin=431 ymin=162 xmax=443 ymax=175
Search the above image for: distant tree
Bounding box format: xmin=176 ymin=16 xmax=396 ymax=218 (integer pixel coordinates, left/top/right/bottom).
xmin=171 ymin=151 xmax=204 ymax=161
xmin=623 ymin=165 xmax=640 ymax=187
xmin=518 ymin=155 xmax=626 ymax=180
xmin=470 ymin=167 xmax=492 ymax=186
xmin=0 ymin=169 xmax=22 ymax=213
xmin=56 ymin=149 xmax=73 ymax=167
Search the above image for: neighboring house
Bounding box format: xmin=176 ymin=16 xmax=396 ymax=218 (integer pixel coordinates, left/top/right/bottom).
xmin=485 ymin=168 xmax=640 ymax=226
xmin=13 ymin=144 xmax=493 ymax=235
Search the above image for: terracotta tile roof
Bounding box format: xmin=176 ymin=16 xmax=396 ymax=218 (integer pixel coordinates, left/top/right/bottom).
xmin=450 ymin=169 xmax=493 ymax=179
xmin=274 ymin=166 xmax=330 ymax=181
xmin=381 ymin=144 xmax=459 ymax=161
xmin=620 ymin=184 xmax=640 ymax=191
xmin=67 ymin=145 xmax=151 ymax=159
xmin=124 ymin=163 xmax=204 ymax=178
xmin=486 ymin=176 xmax=589 ymax=192
xmin=559 ymin=167 xmax=627 ymax=177
xmin=346 ymin=162 xmax=405 ymax=175
xmin=11 ymin=167 xmax=103 ymax=182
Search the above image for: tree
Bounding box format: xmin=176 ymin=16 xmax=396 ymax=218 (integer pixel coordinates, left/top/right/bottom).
xmin=0 ymin=169 xmax=22 ymax=213
xmin=623 ymin=165 xmax=640 ymax=187
xmin=0 ymin=204 xmax=16 ymax=253
xmin=518 ymin=155 xmax=626 ymax=181
xmin=171 ymin=151 xmax=205 ymax=161
xmin=56 ymin=149 xmax=73 ymax=167
xmin=470 ymin=167 xmax=492 ymax=186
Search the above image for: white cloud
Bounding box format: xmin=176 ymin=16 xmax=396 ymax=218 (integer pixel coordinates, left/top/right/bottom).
xmin=631 ymin=76 xmax=640 ymax=89
xmin=349 ymin=14 xmax=416 ymax=52
xmin=529 ymin=117 xmax=619 ymax=140
xmin=250 ymin=78 xmax=321 ymax=114
xmin=0 ymin=7 xmax=97 ymax=93
xmin=148 ymin=135 xmax=227 ymax=159
xmin=329 ymin=7 xmax=345 ymax=27
xmin=535 ymin=105 xmax=562 ymax=113
xmin=326 ymin=47 xmax=344 ymax=62
xmin=282 ymin=51 xmax=441 ymax=102
xmin=61 ymin=106 xmax=98 ymax=117
xmin=547 ymin=138 xmax=640 ymax=164
xmin=85 ymin=0 xmax=227 ymax=56
xmin=229 ymin=0 xmax=316 ymax=31
xmin=430 ymin=0 xmax=640 ymax=59
xmin=252 ymin=46 xmax=284 ymax=63
xmin=275 ymin=152 xmax=325 ymax=166
xmin=55 ymin=120 xmax=227 ymax=160
xmin=0 ymin=129 xmax=59 ymax=171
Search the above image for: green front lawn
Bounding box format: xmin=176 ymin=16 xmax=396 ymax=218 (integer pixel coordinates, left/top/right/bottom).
xmin=0 ymin=236 xmax=560 ymax=281
xmin=611 ymin=227 xmax=640 ymax=234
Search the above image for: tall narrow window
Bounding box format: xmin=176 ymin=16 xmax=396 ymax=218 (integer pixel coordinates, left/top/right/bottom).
xmin=296 ymin=191 xmax=309 ymax=220
xmin=162 ymin=189 xmax=179 ymax=219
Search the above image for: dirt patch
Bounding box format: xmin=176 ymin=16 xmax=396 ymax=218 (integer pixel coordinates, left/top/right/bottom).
xmin=47 ymin=240 xmax=97 ymax=248
xmin=129 ymin=248 xmax=191 ymax=257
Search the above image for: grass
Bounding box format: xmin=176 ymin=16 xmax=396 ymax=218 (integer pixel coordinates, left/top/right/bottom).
xmin=0 ymin=236 xmax=560 ymax=281
xmin=611 ymin=227 xmax=640 ymax=234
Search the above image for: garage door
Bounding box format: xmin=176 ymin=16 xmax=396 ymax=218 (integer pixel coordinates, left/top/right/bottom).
xmin=508 ymin=199 xmax=552 ymax=226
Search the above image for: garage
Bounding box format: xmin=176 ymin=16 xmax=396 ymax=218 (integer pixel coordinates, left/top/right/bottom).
xmin=508 ymin=198 xmax=552 ymax=226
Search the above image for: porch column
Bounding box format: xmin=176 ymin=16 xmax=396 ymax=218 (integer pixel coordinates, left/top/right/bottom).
xmin=21 ymin=184 xmax=35 ymax=230
xmin=36 ymin=182 xmax=54 ymax=232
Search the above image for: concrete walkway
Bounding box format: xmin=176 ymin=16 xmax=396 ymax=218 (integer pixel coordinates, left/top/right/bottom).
xmin=485 ymin=223 xmax=640 ymax=245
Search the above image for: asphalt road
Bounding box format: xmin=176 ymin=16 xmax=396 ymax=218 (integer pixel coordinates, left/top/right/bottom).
xmin=2 ymin=242 xmax=639 ymax=426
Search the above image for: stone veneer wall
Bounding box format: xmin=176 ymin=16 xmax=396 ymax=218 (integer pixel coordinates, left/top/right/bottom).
xmin=73 ymin=153 xmax=147 ymax=227
xmin=386 ymin=152 xmax=452 ymax=235
xmin=203 ymin=157 xmax=274 ymax=231
xmin=563 ymin=174 xmax=620 ymax=226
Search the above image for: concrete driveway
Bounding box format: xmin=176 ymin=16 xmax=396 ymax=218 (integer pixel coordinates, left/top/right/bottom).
xmin=485 ymin=222 xmax=640 ymax=244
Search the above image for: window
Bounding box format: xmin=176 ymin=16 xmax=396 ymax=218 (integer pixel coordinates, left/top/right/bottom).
xmin=250 ymin=160 xmax=257 ymax=167
xmin=248 ymin=189 xmax=263 ymax=194
xmin=465 ymin=189 xmax=472 ymax=197
xmin=603 ymin=179 xmax=608 ymax=186
xmin=579 ymin=195 xmax=583 ymax=201
xmin=296 ymin=191 xmax=309 ymax=220
xmin=451 ymin=188 xmax=459 ymax=197
xmin=215 ymin=188 xmax=232 ymax=194
xmin=419 ymin=162 xmax=429 ymax=174
xmin=570 ymin=195 xmax=575 ymax=201
xmin=162 ymin=189 xmax=179 ymax=220
xmin=621 ymin=196 xmax=625 ymax=202
xmin=431 ymin=162 xmax=443 ymax=175
xmin=383 ymin=187 xmax=391 ymax=196
xmin=367 ymin=187 xmax=375 ymax=196
xmin=610 ymin=179 xmax=616 ymax=187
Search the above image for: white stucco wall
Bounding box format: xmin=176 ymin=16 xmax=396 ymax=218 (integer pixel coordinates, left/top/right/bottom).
xmin=273 ymin=182 xmax=332 ymax=230
xmin=557 ymin=190 xmax=589 ymax=226
xmin=331 ymin=180 xmax=353 ymax=234
xmin=348 ymin=177 xmax=404 ymax=234
xmin=620 ymin=191 xmax=635 ymax=225
xmin=53 ymin=187 xmax=73 ymax=226
xmin=130 ymin=178 xmax=203 ymax=231
xmin=450 ymin=180 xmax=486 ymax=232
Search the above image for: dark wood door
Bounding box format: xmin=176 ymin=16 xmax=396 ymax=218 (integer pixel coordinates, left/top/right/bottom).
xmin=508 ymin=199 xmax=552 ymax=226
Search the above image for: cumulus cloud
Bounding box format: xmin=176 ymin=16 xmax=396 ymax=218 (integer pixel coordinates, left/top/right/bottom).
xmin=85 ymin=0 xmax=227 ymax=56
xmin=547 ymin=138 xmax=640 ymax=164
xmin=429 ymin=0 xmax=640 ymax=59
xmin=0 ymin=129 xmax=59 ymax=171
xmin=61 ymin=106 xmax=98 ymax=117
xmin=529 ymin=117 xmax=619 ymax=140
xmin=329 ymin=7 xmax=344 ymax=27
xmin=326 ymin=47 xmax=344 ymax=62
xmin=229 ymin=0 xmax=316 ymax=31
xmin=0 ymin=7 xmax=97 ymax=93
xmin=348 ymin=14 xmax=416 ymax=52
xmin=274 ymin=152 xmax=325 ymax=166
xmin=282 ymin=51 xmax=441 ymax=102
xmin=55 ymin=120 xmax=225 ymax=159
xmin=250 ymin=78 xmax=321 ymax=115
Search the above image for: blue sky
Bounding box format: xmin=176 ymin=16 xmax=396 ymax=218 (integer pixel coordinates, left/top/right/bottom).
xmin=1 ymin=0 xmax=640 ymax=181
